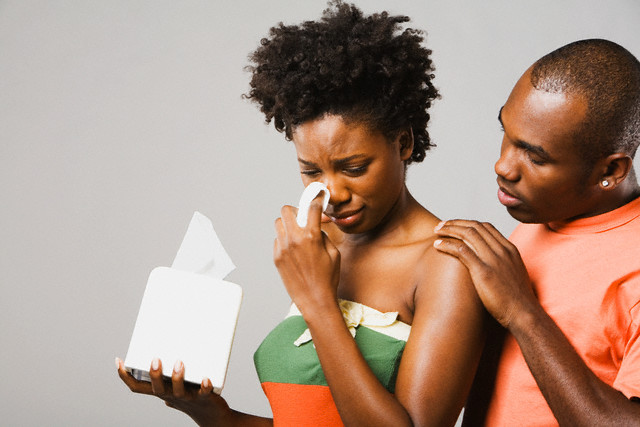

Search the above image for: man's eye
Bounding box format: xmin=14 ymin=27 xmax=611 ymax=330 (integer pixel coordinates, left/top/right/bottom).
xmin=301 ymin=170 xmax=320 ymax=176
xmin=526 ymin=152 xmax=546 ymax=166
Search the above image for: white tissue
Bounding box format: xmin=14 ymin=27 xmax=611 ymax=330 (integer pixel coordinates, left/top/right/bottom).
xmin=171 ymin=211 xmax=235 ymax=279
xmin=296 ymin=182 xmax=331 ymax=227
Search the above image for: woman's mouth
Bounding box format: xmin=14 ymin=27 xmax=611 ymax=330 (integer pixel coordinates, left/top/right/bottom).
xmin=327 ymin=208 xmax=364 ymax=228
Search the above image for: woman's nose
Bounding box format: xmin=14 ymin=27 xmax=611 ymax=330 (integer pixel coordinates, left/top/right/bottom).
xmin=324 ymin=177 xmax=350 ymax=206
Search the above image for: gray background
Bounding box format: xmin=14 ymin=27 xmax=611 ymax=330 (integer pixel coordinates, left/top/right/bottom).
xmin=2 ymin=1 xmax=639 ymax=425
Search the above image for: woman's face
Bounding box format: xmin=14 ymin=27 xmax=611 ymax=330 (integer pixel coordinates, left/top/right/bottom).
xmin=291 ymin=114 xmax=412 ymax=234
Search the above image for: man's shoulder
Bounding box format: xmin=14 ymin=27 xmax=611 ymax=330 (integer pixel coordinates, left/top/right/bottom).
xmin=508 ymin=222 xmax=547 ymax=246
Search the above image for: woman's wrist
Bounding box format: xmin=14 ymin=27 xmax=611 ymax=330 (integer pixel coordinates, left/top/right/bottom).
xmin=293 ymin=288 xmax=339 ymax=320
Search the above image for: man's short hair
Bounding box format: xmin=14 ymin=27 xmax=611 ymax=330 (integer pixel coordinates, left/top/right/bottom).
xmin=530 ymin=39 xmax=640 ymax=164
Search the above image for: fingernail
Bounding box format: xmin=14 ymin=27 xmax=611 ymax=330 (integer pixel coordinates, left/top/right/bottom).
xmin=115 ymin=357 xmax=121 ymax=369
xmin=434 ymin=239 xmax=442 ymax=247
xmin=434 ymin=221 xmax=444 ymax=231
xmin=203 ymin=377 xmax=211 ymax=388
xmin=174 ymin=360 xmax=183 ymax=373
xmin=151 ymin=357 xmax=159 ymax=371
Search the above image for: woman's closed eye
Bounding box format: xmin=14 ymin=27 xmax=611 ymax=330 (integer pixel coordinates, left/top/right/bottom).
xmin=301 ymin=169 xmax=321 ymax=177
xmin=343 ymin=163 xmax=369 ymax=176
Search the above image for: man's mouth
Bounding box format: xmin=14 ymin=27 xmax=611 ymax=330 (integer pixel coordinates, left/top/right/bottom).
xmin=497 ymin=184 xmax=523 ymax=208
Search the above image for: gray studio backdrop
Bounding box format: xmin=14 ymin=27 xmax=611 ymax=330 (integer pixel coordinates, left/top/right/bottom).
xmin=2 ymin=1 xmax=639 ymax=425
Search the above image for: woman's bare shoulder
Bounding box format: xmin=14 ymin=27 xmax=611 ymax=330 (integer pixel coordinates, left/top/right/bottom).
xmin=412 ymin=232 xmax=476 ymax=299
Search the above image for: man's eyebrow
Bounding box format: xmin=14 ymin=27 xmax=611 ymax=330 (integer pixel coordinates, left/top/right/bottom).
xmin=498 ymin=106 xmax=552 ymax=160
xmin=517 ymin=139 xmax=552 ymax=160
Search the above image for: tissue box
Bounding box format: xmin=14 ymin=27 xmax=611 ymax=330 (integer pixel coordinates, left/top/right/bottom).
xmin=124 ymin=267 xmax=242 ymax=394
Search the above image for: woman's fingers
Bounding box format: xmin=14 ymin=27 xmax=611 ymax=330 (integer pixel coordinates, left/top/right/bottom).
xmin=279 ymin=205 xmax=297 ymax=231
xmin=149 ymin=357 xmax=166 ymax=395
xmin=117 ymin=356 xmax=215 ymax=412
xmin=199 ymin=377 xmax=214 ymax=398
xmin=115 ymin=357 xmax=153 ymax=395
xmin=305 ymin=195 xmax=325 ymax=230
xmin=172 ymin=360 xmax=186 ymax=398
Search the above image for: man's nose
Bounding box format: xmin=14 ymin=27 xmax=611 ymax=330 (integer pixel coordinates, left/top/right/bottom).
xmin=494 ymin=142 xmax=520 ymax=182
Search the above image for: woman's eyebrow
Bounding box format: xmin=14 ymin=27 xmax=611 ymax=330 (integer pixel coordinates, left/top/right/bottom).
xmin=333 ymin=154 xmax=368 ymax=167
xmin=298 ymin=154 xmax=368 ymax=167
xmin=297 ymin=158 xmax=317 ymax=167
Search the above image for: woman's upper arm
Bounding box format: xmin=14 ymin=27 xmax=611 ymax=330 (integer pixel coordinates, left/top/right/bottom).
xmin=395 ymin=250 xmax=486 ymax=427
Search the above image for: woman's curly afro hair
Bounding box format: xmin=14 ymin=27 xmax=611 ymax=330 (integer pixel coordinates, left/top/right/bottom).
xmin=245 ymin=1 xmax=439 ymax=164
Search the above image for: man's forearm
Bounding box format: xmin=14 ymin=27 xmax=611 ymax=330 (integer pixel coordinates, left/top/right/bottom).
xmin=510 ymin=304 xmax=640 ymax=426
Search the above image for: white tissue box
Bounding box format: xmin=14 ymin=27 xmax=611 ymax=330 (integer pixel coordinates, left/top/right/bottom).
xmin=124 ymin=266 xmax=242 ymax=394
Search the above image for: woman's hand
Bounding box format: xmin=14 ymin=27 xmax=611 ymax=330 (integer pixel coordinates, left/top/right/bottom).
xmin=116 ymin=357 xmax=235 ymax=427
xmin=274 ymin=196 xmax=341 ymax=313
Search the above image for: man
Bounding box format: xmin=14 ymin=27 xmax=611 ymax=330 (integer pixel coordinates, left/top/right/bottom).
xmin=434 ymin=39 xmax=640 ymax=425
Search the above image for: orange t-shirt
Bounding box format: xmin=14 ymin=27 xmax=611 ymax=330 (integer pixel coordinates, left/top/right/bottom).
xmin=486 ymin=197 xmax=640 ymax=426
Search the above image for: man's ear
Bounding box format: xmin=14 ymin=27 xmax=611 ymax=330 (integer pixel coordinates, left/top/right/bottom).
xmin=398 ymin=128 xmax=414 ymax=161
xmin=597 ymin=153 xmax=634 ymax=189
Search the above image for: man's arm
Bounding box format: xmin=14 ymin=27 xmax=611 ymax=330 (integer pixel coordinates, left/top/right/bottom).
xmin=434 ymin=219 xmax=640 ymax=426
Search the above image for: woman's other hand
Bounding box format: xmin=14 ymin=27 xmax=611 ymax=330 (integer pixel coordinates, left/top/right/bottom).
xmin=115 ymin=357 xmax=235 ymax=427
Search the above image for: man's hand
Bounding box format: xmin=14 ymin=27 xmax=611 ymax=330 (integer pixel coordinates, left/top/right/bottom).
xmin=433 ymin=219 xmax=537 ymax=329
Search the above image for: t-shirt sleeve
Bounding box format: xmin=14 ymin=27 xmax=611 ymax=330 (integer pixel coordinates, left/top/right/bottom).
xmin=613 ymin=300 xmax=640 ymax=399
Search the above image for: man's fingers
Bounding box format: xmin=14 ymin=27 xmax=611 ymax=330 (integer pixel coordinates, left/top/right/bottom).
xmin=171 ymin=360 xmax=186 ymax=398
xmin=435 ymin=220 xmax=505 ymax=256
xmin=434 ymin=236 xmax=481 ymax=264
xmin=435 ymin=222 xmax=490 ymax=255
xmin=436 ymin=220 xmax=524 ymax=269
xmin=435 ymin=220 xmax=493 ymax=242
xmin=476 ymin=221 xmax=518 ymax=254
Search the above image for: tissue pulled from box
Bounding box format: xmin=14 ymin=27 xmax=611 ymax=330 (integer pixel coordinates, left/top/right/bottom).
xmin=171 ymin=211 xmax=235 ymax=279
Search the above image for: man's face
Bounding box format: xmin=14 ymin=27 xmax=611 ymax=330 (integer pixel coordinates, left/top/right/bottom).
xmin=495 ymin=70 xmax=601 ymax=224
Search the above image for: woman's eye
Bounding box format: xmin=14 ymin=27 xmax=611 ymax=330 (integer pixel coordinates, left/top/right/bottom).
xmin=344 ymin=165 xmax=368 ymax=175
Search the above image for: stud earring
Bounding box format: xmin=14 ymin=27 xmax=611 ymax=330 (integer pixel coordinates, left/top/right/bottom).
xmin=602 ymin=180 xmax=610 ymax=187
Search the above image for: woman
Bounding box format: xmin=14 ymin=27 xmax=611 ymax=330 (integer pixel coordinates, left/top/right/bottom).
xmin=117 ymin=2 xmax=485 ymax=425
